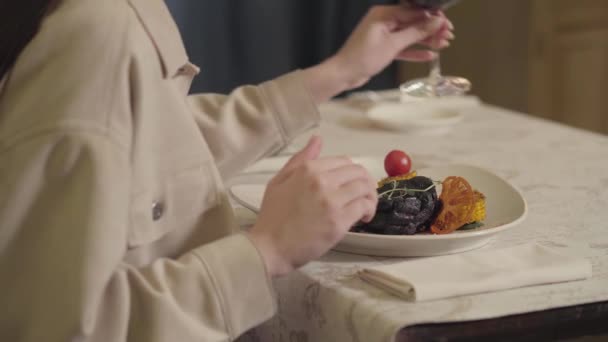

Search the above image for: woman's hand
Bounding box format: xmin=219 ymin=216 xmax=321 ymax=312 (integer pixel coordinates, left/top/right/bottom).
xmin=248 ymin=136 xmax=378 ymax=277
xmin=302 ymin=5 xmax=453 ymax=103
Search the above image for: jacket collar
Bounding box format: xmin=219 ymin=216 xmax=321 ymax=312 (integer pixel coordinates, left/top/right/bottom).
xmin=128 ymin=0 xmax=188 ymax=78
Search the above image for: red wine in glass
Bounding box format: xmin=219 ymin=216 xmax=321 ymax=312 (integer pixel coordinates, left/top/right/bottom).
xmin=400 ymin=0 xmax=471 ymax=97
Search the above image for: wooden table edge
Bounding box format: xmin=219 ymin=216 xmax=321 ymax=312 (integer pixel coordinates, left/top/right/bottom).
xmin=397 ymin=300 xmax=608 ymax=341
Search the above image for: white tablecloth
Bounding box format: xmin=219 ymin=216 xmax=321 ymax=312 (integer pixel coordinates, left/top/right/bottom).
xmin=235 ymin=98 xmax=608 ymax=342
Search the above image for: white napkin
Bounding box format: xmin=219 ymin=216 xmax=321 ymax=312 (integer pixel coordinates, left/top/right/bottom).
xmin=359 ymin=243 xmax=592 ymax=302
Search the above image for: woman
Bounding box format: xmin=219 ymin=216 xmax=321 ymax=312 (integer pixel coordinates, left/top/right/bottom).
xmin=0 ymin=0 xmax=452 ymax=341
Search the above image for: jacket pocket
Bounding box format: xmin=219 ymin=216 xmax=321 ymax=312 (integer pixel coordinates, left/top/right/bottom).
xmin=128 ymin=162 xmax=218 ymax=248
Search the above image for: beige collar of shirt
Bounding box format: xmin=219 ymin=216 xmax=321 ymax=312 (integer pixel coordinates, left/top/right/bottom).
xmin=128 ymin=0 xmax=188 ymax=79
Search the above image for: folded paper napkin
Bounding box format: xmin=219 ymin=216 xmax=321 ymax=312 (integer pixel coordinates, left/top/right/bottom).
xmin=359 ymin=243 xmax=592 ymax=302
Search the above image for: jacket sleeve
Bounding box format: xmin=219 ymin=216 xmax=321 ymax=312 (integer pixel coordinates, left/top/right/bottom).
xmin=187 ymin=71 xmax=321 ymax=179
xmin=0 ymin=131 xmax=275 ymax=342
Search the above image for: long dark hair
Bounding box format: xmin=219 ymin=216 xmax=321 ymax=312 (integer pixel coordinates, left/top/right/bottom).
xmin=0 ymin=0 xmax=60 ymax=81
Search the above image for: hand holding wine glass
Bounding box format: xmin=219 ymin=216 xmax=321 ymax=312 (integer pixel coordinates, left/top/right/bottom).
xmin=301 ymin=4 xmax=453 ymax=103
xmin=400 ymin=0 xmax=472 ymax=98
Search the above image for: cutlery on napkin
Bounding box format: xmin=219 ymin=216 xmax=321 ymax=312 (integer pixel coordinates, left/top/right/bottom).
xmin=359 ymin=243 xmax=592 ymax=301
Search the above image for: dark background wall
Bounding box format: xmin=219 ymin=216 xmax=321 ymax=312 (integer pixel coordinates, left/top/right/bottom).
xmin=166 ymin=0 xmax=399 ymax=94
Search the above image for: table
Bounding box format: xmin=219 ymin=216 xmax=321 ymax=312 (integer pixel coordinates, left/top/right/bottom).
xmin=234 ymin=98 xmax=608 ymax=342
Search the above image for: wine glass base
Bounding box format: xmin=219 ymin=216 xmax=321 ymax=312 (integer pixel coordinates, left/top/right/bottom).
xmin=400 ymin=76 xmax=472 ymax=98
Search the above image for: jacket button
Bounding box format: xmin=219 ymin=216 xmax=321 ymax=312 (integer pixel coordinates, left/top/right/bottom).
xmin=152 ymin=201 xmax=164 ymax=221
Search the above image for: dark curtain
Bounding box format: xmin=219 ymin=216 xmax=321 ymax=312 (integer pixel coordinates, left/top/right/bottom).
xmin=166 ymin=0 xmax=399 ymax=94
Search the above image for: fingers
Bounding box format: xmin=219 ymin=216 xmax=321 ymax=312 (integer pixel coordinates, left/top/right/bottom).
xmin=301 ymin=155 xmax=366 ymax=176
xmin=310 ymin=156 xmax=357 ymax=173
xmin=307 ymin=161 xmax=378 ymax=225
xmin=391 ymin=16 xmax=445 ymax=51
xmin=417 ymin=11 xmax=454 ymax=48
xmin=277 ymin=154 xmax=367 ymax=189
xmin=445 ymin=18 xmax=455 ymax=31
xmin=326 ymin=165 xmax=378 ymax=224
xmin=326 ymin=166 xmax=378 ymax=215
xmin=419 ymin=27 xmax=454 ymax=49
xmin=344 ymin=197 xmax=378 ymax=224
xmin=396 ymin=49 xmax=437 ymax=62
xmin=274 ymin=136 xmax=322 ymax=183
xmin=332 ymin=178 xmax=378 ymax=207
xmin=437 ymin=27 xmax=455 ymax=41
xmin=435 ymin=11 xmax=454 ymax=31
xmin=323 ymin=163 xmax=376 ymax=188
xmin=423 ymin=38 xmax=451 ymax=50
xmin=389 ymin=6 xmax=431 ymax=25
xmin=283 ymin=135 xmax=323 ymax=171
xmin=398 ymin=23 xmax=452 ymax=62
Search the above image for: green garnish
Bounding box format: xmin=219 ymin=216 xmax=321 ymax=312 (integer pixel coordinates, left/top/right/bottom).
xmin=458 ymin=222 xmax=484 ymax=230
xmin=378 ymin=179 xmax=442 ymax=200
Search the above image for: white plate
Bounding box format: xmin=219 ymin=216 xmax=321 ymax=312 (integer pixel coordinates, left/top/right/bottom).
xmin=366 ymin=101 xmax=464 ymax=134
xmin=230 ymin=163 xmax=528 ymax=257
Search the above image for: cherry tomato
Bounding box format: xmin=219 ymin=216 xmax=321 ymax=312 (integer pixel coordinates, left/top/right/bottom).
xmin=384 ymin=150 xmax=412 ymax=177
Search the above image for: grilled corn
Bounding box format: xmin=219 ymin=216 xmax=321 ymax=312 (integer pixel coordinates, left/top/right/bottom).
xmin=468 ymin=190 xmax=486 ymax=223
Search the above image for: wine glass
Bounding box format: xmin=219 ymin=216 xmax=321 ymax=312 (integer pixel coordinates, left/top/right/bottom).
xmin=400 ymin=0 xmax=471 ymax=98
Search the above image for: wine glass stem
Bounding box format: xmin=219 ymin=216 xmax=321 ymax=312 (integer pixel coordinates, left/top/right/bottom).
xmin=429 ymin=51 xmax=442 ymax=97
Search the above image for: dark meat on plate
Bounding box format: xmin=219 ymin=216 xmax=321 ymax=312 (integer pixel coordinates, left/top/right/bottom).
xmin=353 ymin=176 xmax=439 ymax=235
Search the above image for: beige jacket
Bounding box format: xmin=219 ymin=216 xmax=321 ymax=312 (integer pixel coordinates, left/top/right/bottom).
xmin=0 ymin=0 xmax=319 ymax=341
